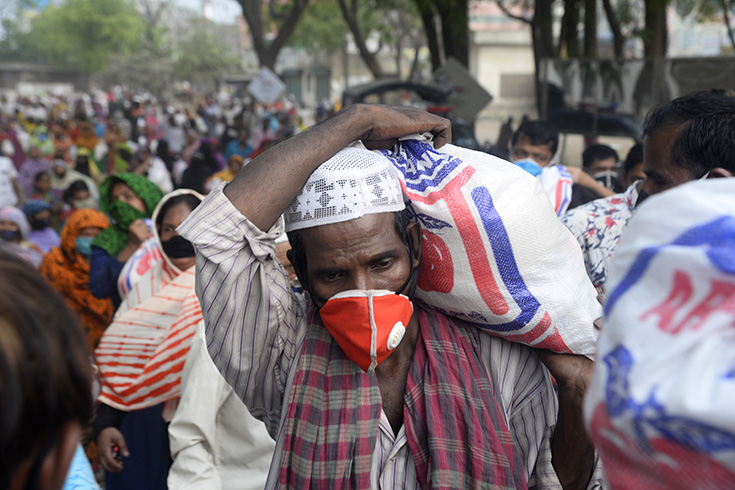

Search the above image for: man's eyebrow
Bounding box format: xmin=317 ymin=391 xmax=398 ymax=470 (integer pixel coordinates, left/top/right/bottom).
xmin=312 ymin=265 xmax=344 ymax=276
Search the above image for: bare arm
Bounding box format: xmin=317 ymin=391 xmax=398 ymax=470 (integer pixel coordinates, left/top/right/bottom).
xmin=566 ymin=167 xmax=615 ymax=198
xmin=224 ymin=104 xmax=451 ymax=231
xmin=536 ymin=351 xmax=596 ymax=490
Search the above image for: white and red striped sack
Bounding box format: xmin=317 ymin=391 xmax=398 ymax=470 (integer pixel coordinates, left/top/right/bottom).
xmin=379 ymin=139 xmax=600 ymax=356
xmin=584 ymin=178 xmax=735 ymax=488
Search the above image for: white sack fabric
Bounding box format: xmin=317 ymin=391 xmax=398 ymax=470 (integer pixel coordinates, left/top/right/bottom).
xmin=379 ymin=140 xmax=600 ymax=356
xmin=538 ymin=164 xmax=573 ymax=217
xmin=584 ymin=178 xmax=735 ymax=488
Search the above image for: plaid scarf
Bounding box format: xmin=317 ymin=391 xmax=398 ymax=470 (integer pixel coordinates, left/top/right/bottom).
xmin=278 ymin=307 xmax=524 ymax=489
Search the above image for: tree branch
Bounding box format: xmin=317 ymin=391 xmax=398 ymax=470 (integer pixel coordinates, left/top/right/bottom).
xmin=720 ymin=0 xmax=735 ymax=51
xmin=495 ymin=1 xmax=532 ymax=24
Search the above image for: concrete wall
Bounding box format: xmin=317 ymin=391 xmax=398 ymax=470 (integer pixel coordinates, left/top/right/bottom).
xmin=470 ymin=29 xmax=537 ymax=146
xmin=0 ymin=63 xmax=90 ymax=94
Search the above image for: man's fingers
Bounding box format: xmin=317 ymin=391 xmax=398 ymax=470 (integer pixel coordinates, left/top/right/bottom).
xmin=432 ymin=125 xmax=452 ymax=148
xmin=117 ymin=436 xmax=130 ymax=458
xmin=100 ymin=447 xmax=124 ymax=473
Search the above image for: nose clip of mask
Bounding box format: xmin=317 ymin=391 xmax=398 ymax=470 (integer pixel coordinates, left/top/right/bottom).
xmin=387 ymin=321 xmax=406 ymax=350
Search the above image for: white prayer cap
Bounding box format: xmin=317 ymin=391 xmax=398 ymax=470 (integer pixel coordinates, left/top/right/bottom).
xmin=284 ymin=146 xmax=405 ymax=232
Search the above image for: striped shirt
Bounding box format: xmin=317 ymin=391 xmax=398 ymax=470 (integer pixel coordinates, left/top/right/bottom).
xmin=178 ymin=184 xmax=604 ymax=490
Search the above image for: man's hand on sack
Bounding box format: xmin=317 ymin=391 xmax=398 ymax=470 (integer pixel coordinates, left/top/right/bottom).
xmin=353 ymin=104 xmax=452 ymax=150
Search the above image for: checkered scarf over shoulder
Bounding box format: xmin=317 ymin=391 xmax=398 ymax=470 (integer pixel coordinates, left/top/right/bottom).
xmin=278 ymin=307 xmax=525 ymax=489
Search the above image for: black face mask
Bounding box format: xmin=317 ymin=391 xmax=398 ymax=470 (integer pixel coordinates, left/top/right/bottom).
xmin=29 ymin=217 xmax=50 ymax=231
xmin=635 ymin=188 xmax=650 ymax=208
xmin=161 ymin=234 xmax=195 ymax=258
xmin=0 ymin=229 xmax=21 ymax=242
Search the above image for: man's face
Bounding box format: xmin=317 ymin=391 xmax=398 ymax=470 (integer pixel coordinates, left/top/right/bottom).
xmin=296 ymin=213 xmax=419 ymax=302
xmin=640 ymin=125 xmax=693 ymax=197
xmin=588 ymin=157 xmax=618 ymax=175
xmin=510 ymin=137 xmax=554 ymax=167
xmin=29 ymin=147 xmax=40 ymax=159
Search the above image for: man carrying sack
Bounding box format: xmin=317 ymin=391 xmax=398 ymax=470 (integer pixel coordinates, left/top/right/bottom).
xmin=179 ymin=104 xmax=602 ymax=489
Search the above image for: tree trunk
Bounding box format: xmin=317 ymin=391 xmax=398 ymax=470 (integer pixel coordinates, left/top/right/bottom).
xmin=644 ymin=0 xmax=668 ymax=57
xmin=601 ymin=0 xmax=625 ymax=57
xmin=238 ymin=0 xmax=309 ymax=70
xmin=336 ymin=0 xmax=384 ymax=78
xmin=414 ymin=0 xmax=442 ymax=71
xmin=532 ymin=0 xmax=556 ymax=115
xmin=435 ymin=0 xmax=469 ymax=68
xmin=719 ymin=0 xmax=735 ymax=51
xmin=584 ymin=0 xmax=597 ymax=58
xmin=559 ymin=0 xmax=580 ymax=57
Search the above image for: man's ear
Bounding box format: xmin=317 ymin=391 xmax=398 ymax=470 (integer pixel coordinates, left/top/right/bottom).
xmin=407 ymin=221 xmax=421 ymax=269
xmin=709 ymin=167 xmax=733 ymax=178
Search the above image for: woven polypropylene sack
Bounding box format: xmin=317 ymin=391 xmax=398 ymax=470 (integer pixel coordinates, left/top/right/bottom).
xmin=584 ymin=178 xmax=735 ymax=488
xmin=379 ymin=140 xmax=600 ymax=356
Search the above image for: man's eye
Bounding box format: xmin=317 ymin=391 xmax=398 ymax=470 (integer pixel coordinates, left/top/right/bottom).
xmin=372 ymin=259 xmax=393 ymax=270
xmin=320 ymin=272 xmax=342 ymax=283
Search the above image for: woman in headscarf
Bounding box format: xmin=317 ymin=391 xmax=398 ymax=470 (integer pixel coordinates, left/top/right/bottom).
xmin=21 ymin=199 xmax=60 ymax=253
xmin=0 ymin=206 xmax=43 ymax=268
xmin=94 ymin=190 xmax=202 ymax=490
xmin=94 ymin=189 xmax=275 ymax=490
xmin=89 ymin=173 xmax=163 ymax=309
xmin=40 ymin=209 xmax=113 ymax=352
xmin=49 ymin=158 xmax=99 ymax=201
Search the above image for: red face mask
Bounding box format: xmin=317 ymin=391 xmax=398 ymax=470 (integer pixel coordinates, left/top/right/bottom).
xmin=319 ymin=289 xmax=414 ymax=373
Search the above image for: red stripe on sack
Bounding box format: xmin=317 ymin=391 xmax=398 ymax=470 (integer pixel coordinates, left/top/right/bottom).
xmin=503 ymin=312 xmax=552 ymax=344
xmin=403 ymin=166 xmax=509 ymax=315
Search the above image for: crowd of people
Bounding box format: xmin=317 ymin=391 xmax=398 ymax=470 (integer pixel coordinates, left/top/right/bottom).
xmin=0 ymin=86 xmax=734 ymax=490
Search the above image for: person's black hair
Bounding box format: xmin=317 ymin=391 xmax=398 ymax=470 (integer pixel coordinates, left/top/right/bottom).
xmin=568 ymin=184 xmax=603 ymax=210
xmin=286 ymin=208 xmax=415 ymax=291
xmin=33 ymin=170 xmax=49 ymax=183
xmin=62 ymin=179 xmax=90 ymax=203
xmin=623 ymin=143 xmax=644 ymax=175
xmin=0 ymin=251 xmax=92 ymax=487
xmin=582 ymin=144 xmax=619 ymax=170
xmin=642 ymin=89 xmax=735 ymax=139
xmin=670 ymin=111 xmax=735 ymax=178
xmin=511 ymin=120 xmax=559 ymax=156
xmin=155 ymin=194 xmax=202 ymax=230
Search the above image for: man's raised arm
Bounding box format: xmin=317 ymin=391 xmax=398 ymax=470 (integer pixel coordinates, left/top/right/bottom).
xmin=223 ymin=104 xmax=451 ymax=231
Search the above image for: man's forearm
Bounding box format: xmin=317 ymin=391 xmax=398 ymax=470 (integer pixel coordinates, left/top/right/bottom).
xmin=224 ymin=104 xmax=370 ymax=232
xmin=551 ymin=385 xmax=596 ymax=490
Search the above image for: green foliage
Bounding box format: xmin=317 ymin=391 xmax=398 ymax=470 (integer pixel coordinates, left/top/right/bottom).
xmin=28 ymin=0 xmax=145 ymax=72
xmin=290 ymin=0 xmax=349 ymax=52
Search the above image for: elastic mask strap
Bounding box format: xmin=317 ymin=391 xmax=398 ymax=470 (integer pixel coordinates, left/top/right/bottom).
xmin=397 ymin=229 xmax=420 ymax=299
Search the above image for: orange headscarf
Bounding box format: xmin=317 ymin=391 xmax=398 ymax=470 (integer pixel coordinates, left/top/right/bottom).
xmin=40 ymin=209 xmax=113 ymax=352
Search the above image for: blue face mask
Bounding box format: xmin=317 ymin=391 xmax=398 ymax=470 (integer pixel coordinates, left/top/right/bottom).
xmin=513 ymin=158 xmax=543 ymax=177
xmin=75 ymin=236 xmax=95 ymax=257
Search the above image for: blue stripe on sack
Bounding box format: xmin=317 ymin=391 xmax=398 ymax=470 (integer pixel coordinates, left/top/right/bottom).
xmin=470 ymin=185 xmax=541 ymax=332
xmin=606 ymin=216 xmax=735 ymax=315
xmin=381 ymin=141 xmax=462 ymax=193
